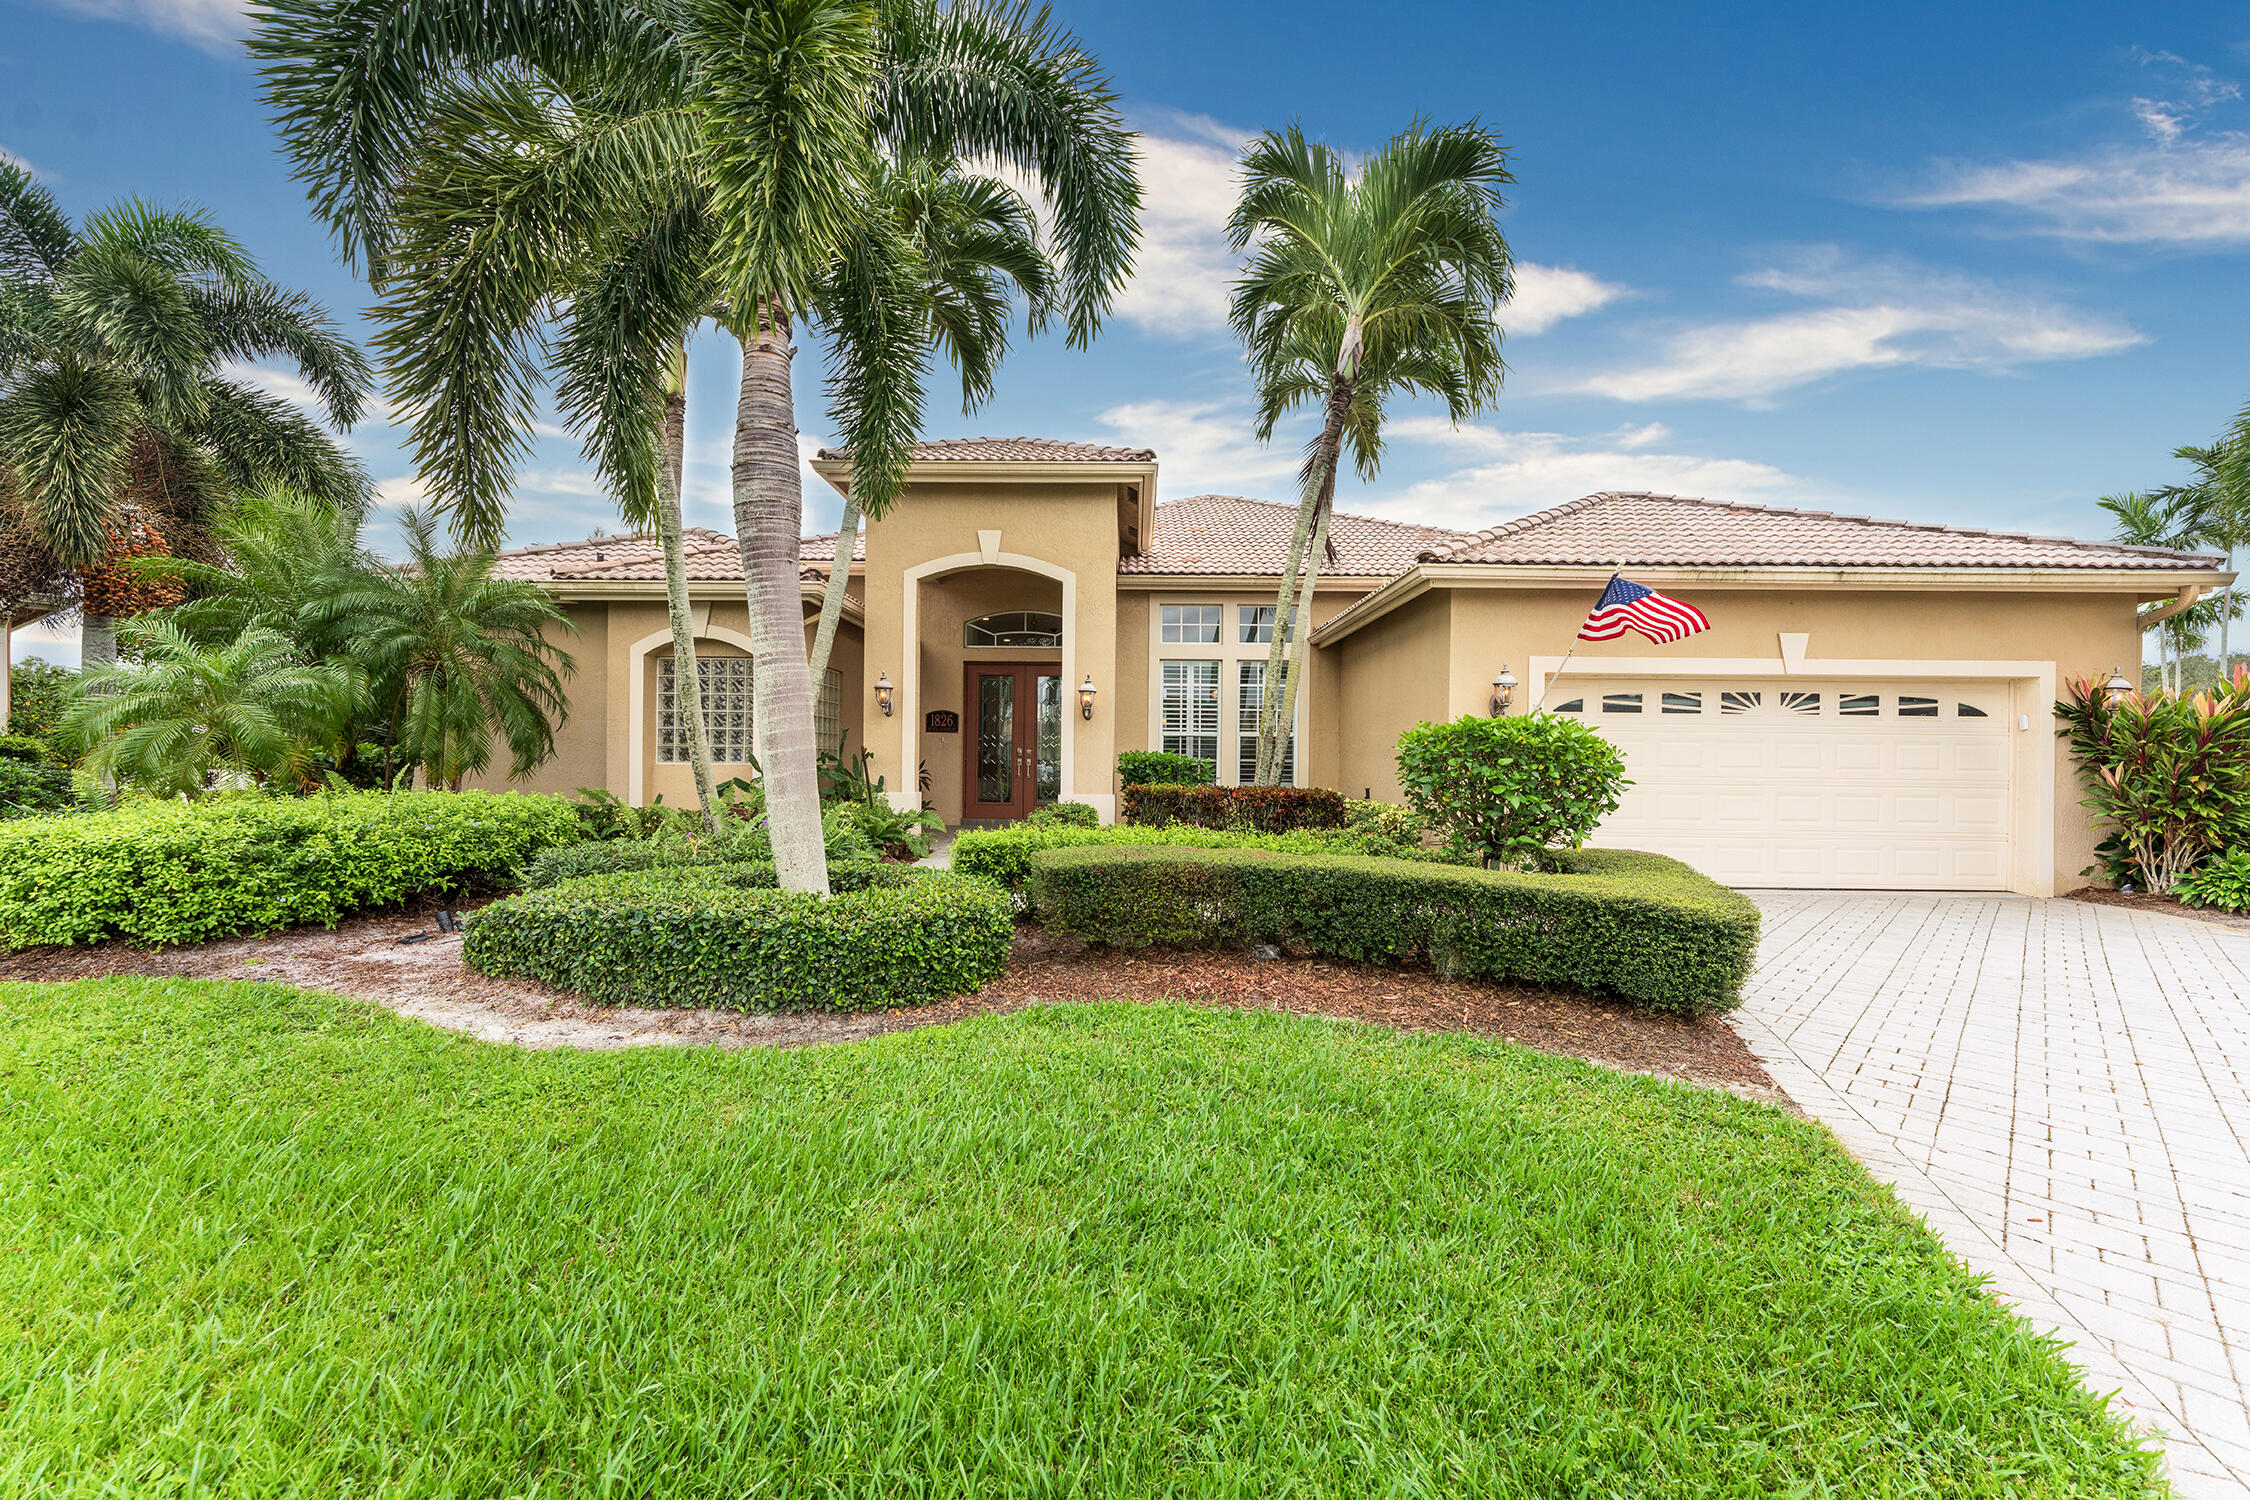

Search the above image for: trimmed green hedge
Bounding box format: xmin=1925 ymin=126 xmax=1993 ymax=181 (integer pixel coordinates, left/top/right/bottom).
xmin=463 ymin=865 xmax=1014 ymax=1010
xmin=1116 ymin=750 xmax=1215 ymax=787
xmin=1024 ymin=846 xmax=1760 ymax=1017
xmin=0 ymin=791 xmax=581 ymax=949
xmin=1121 ymin=783 xmax=1347 ymax=832
xmin=952 ymin=821 xmax=1463 ymax=892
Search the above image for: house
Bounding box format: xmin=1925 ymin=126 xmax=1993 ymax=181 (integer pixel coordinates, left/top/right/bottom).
xmin=487 ymin=436 xmax=2230 ymax=897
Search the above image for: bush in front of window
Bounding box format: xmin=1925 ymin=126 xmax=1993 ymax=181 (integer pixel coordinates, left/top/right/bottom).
xmin=1116 ymin=750 xmax=1216 ymax=787
xmin=1121 ymin=783 xmax=1346 ymax=833
xmin=0 ymin=791 xmax=582 ymax=948
xmin=1395 ymin=715 xmax=1629 ymax=870
xmin=1024 ymin=846 xmax=1758 ymax=1017
xmin=463 ymin=865 xmax=1014 ymax=1010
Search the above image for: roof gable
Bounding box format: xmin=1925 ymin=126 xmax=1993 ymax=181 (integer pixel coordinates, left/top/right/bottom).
xmin=1423 ymin=491 xmax=2225 ymax=571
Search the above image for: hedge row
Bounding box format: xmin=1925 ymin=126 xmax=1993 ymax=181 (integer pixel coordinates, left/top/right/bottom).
xmin=522 ymin=821 xmax=874 ymax=889
xmin=0 ymin=791 xmax=582 ymax=948
xmin=463 ymin=865 xmax=1013 ymax=1010
xmin=1121 ymin=782 xmax=1347 ymax=832
xmin=1024 ymin=846 xmax=1761 ymax=1017
xmin=950 ymin=821 xmax=1461 ymax=892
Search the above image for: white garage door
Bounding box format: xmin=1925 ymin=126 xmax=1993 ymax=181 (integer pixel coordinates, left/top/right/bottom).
xmin=1551 ymin=679 xmax=2015 ymax=890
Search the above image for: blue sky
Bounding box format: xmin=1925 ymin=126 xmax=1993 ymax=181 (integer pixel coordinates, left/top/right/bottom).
xmin=6 ymin=0 xmax=2250 ymax=665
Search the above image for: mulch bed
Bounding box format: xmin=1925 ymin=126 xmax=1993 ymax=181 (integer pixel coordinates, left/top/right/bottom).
xmin=2065 ymin=886 xmax=2250 ymax=933
xmin=0 ymin=907 xmax=1784 ymax=1104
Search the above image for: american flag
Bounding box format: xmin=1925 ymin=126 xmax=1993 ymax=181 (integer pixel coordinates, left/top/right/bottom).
xmin=1577 ymin=573 xmax=1711 ymax=644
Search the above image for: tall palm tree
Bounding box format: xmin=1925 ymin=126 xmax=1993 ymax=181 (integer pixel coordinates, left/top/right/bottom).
xmin=2171 ymin=439 xmax=2250 ymax=678
xmin=59 ymin=619 xmax=363 ymax=795
xmin=2100 ymin=489 xmax=2204 ymax=691
xmin=1226 ymin=123 xmax=1513 ymax=784
xmin=336 ymin=508 xmax=577 ymax=789
xmin=253 ymin=0 xmax=1139 ymax=893
xmin=160 ymin=482 xmax=377 ymax=661
xmin=0 ymin=163 xmax=372 ymax=666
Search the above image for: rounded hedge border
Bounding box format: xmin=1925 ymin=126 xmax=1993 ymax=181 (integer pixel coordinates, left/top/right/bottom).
xmin=463 ymin=864 xmax=1014 ymax=1011
xmin=1024 ymin=845 xmax=1760 ymax=1018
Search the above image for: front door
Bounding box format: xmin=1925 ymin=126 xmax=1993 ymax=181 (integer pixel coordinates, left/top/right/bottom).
xmin=964 ymin=663 xmax=1062 ymax=820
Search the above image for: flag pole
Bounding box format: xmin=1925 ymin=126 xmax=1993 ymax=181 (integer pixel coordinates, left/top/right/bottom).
xmin=1533 ymin=562 xmax=1622 ymax=713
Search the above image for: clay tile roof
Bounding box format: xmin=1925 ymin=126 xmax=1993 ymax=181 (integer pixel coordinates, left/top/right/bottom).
xmin=813 ymin=436 xmax=1155 ymax=463
xmin=1120 ymin=495 xmax=1468 ymax=577
xmin=798 ymin=529 xmax=866 ymax=563
xmin=1420 ymin=491 xmax=2227 ymax=571
xmin=493 ymin=529 xmax=734 ymax=580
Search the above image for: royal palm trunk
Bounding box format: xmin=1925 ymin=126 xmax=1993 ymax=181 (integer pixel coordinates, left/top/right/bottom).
xmin=807 ymin=489 xmax=861 ymax=683
xmin=730 ymin=312 xmax=830 ymax=895
xmin=1254 ymin=367 xmax=1354 ymax=785
xmin=656 ymin=353 xmax=722 ymax=835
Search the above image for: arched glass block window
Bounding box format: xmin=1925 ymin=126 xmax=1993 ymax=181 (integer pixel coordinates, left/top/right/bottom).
xmin=964 ymin=610 xmax=1063 ymax=647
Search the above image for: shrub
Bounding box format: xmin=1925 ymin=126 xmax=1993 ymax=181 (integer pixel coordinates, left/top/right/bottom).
xmin=951 ymin=821 xmax=1465 ymax=893
xmin=836 ymin=799 xmax=944 ymax=859
xmin=0 ymin=735 xmax=53 ymax=765
xmin=1343 ymin=797 xmax=1425 ymax=843
xmin=1396 ymin=714 xmax=1629 ymax=868
xmin=463 ymin=865 xmax=1013 ymax=1010
xmin=2176 ymin=847 xmax=2250 ymax=913
xmin=522 ymin=828 xmax=890 ymax=888
xmin=0 ymin=791 xmax=581 ymax=948
xmin=1026 ymin=846 xmax=1758 ymax=1017
xmin=0 ymin=758 xmax=75 ymax=818
xmin=1116 ymin=750 xmax=1215 ymax=788
xmin=2055 ymin=668 xmax=2250 ymax=893
xmin=1026 ymin=800 xmax=1101 ymax=829
xmin=1121 ymin=782 xmax=1347 ymax=833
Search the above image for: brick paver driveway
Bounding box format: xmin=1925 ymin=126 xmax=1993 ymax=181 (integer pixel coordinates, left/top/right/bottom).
xmin=1735 ymin=893 xmax=2250 ymax=1498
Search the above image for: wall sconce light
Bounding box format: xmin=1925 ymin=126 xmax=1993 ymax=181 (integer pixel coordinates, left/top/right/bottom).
xmin=1490 ymin=663 xmax=1518 ymax=716
xmin=2103 ymin=666 xmax=2134 ymax=708
xmin=1079 ymin=675 xmax=1098 ymax=720
xmin=874 ymin=672 xmax=894 ymax=716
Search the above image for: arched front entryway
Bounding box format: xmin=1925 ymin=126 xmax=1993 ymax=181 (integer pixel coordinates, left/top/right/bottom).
xmin=901 ymin=560 xmax=1073 ymax=824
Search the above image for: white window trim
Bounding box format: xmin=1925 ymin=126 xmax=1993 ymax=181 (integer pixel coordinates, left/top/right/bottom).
xmin=1149 ymin=598 xmax=1306 ymax=787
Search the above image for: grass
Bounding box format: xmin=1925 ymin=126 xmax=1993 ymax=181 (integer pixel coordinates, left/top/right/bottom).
xmin=0 ymin=979 xmax=2159 ymax=1497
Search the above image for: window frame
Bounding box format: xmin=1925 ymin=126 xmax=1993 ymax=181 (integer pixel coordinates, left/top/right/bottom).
xmin=1150 ymin=598 xmax=1306 ymax=786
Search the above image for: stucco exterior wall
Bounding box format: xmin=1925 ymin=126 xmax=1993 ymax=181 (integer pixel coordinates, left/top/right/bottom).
xmin=1328 ymin=589 xmax=1453 ymax=801
xmin=861 ymin=479 xmax=1123 ymax=817
xmin=911 ymin=569 xmax=1064 ymax=824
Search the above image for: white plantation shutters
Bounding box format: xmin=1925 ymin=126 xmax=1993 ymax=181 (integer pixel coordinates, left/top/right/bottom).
xmin=1160 ymin=659 xmax=1220 ymax=769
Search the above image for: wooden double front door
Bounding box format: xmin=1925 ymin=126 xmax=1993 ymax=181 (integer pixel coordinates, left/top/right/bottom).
xmin=963 ymin=663 xmax=1062 ymax=820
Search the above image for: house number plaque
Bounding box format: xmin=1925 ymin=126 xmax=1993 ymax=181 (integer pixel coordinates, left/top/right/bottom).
xmin=925 ymin=709 xmax=960 ymax=733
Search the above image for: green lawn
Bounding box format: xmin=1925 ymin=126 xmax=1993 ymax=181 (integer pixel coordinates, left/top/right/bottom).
xmin=0 ymin=979 xmax=2157 ymax=1497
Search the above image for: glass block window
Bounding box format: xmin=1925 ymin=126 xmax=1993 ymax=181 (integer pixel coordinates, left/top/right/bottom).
xmin=964 ymin=610 xmax=1062 ymax=647
xmin=659 ymin=656 xmax=753 ymax=763
xmin=1602 ymin=692 xmax=1643 ymax=714
xmin=1781 ymin=691 xmax=1821 ymax=716
xmin=1160 ymin=659 xmax=1220 ymax=767
xmin=1957 ymin=702 xmax=1989 ymax=718
xmin=1160 ymin=604 xmax=1221 ymax=644
xmin=1662 ymin=691 xmax=1703 ymax=715
xmin=813 ymin=668 xmax=842 ymax=745
xmin=1237 ymin=605 xmax=1297 ymax=644
xmin=1841 ymin=693 xmax=1880 ymax=717
xmin=1237 ymin=660 xmax=1295 ymax=785
xmin=1898 ymin=696 xmax=1939 ymax=718
xmin=1720 ymin=691 xmax=1762 ymax=714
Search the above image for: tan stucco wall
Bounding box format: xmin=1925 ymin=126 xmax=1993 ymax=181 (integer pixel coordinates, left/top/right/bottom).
xmin=913 ymin=569 xmax=1064 ymax=823
xmin=1329 ymin=589 xmax=1454 ymax=802
xmin=861 ymin=479 xmax=1122 ymax=816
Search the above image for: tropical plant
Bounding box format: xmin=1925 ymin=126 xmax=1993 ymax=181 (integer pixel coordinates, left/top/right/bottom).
xmin=6 ymin=655 xmax=72 ymax=741
xmin=1394 ymin=713 xmax=1628 ymax=870
xmin=333 ymin=509 xmax=576 ymax=790
xmin=2175 ymin=847 xmax=2250 ymax=913
xmin=837 ymin=798 xmax=945 ymax=860
xmin=56 ymin=620 xmax=362 ymax=794
xmin=0 ymin=163 xmax=371 ymax=665
xmin=254 ymin=0 xmax=1140 ymax=895
xmin=2054 ymin=667 xmax=2250 ymax=894
xmin=155 ymin=483 xmax=376 ymax=662
xmin=1228 ymin=123 xmax=1513 ymax=784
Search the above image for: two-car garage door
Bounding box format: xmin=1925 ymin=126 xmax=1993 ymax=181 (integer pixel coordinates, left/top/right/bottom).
xmin=1550 ymin=678 xmax=2016 ymax=890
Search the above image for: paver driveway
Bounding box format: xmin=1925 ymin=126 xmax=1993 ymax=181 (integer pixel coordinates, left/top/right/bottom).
xmin=1735 ymin=893 xmax=2250 ymax=1497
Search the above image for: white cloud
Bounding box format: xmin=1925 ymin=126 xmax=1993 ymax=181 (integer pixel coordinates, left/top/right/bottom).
xmin=1094 ymin=398 xmax=1301 ymax=495
xmin=1 ymin=145 xmax=48 ymax=181
xmin=1368 ymin=417 xmax=1798 ymax=530
xmin=1501 ymin=263 xmax=1629 ymax=336
xmin=374 ymin=474 xmax=430 ymax=508
xmin=1108 ymin=119 xmax=1248 ymax=338
xmin=1902 ymin=50 xmax=2250 ymax=245
xmin=1575 ymin=249 xmax=2142 ymax=404
xmin=512 ymin=467 xmax=606 ymax=498
xmin=47 ymin=0 xmax=244 ymax=49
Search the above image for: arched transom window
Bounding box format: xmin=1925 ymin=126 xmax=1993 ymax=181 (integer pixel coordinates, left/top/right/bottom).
xmin=964 ymin=610 xmax=1063 ymax=647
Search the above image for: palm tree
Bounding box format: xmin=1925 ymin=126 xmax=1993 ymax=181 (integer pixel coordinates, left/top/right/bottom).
xmin=2100 ymin=490 xmax=2204 ymax=691
xmin=0 ymin=163 xmax=372 ymax=666
xmin=336 ymin=508 xmax=576 ymax=789
xmin=252 ymin=0 xmax=1139 ymax=893
xmin=2172 ymin=439 xmax=2250 ymax=678
xmin=159 ymin=482 xmax=377 ymax=661
xmin=1226 ymin=123 xmax=1513 ymax=785
xmin=59 ymin=620 xmax=362 ymax=794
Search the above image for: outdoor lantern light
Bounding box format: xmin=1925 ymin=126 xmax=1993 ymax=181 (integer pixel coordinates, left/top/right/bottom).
xmin=875 ymin=672 xmax=894 ymax=716
xmin=1491 ymin=663 xmax=1518 ymax=716
xmin=1079 ymin=675 xmax=1098 ymax=720
xmin=2103 ymin=667 xmax=2134 ymax=707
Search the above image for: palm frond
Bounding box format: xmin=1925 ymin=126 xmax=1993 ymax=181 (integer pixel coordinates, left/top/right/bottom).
xmin=0 ymin=162 xmax=75 ymax=281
